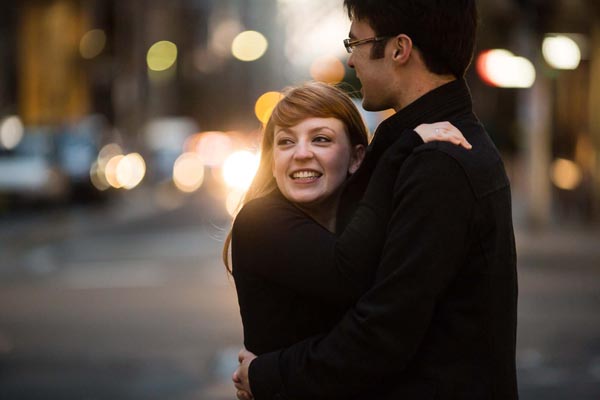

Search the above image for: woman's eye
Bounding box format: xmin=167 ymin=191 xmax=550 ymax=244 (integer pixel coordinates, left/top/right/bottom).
xmin=276 ymin=138 xmax=293 ymax=146
xmin=313 ymin=136 xmax=331 ymax=143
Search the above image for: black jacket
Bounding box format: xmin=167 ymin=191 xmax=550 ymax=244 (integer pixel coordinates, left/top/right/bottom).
xmin=249 ymin=79 xmax=519 ymax=400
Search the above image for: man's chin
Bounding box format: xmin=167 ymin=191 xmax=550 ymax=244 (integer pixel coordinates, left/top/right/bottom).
xmin=361 ymin=98 xmax=384 ymax=112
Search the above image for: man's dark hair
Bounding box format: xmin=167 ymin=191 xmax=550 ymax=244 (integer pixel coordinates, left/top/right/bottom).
xmin=344 ymin=0 xmax=478 ymax=78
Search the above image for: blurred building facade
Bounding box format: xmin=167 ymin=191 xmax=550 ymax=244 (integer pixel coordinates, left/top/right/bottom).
xmin=0 ymin=0 xmax=599 ymax=227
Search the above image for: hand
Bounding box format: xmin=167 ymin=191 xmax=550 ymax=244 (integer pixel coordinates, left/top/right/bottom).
xmin=414 ymin=121 xmax=472 ymax=150
xmin=232 ymin=348 xmax=257 ymax=400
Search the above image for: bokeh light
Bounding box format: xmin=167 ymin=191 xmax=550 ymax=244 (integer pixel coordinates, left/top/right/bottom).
xmin=80 ymin=29 xmax=106 ymax=59
xmin=226 ymin=189 xmax=246 ymax=217
xmin=222 ymin=150 xmax=259 ymax=190
xmin=255 ymin=91 xmax=283 ymax=124
xmin=116 ymin=153 xmax=146 ymax=190
xmin=98 ymin=143 xmax=123 ymax=165
xmin=231 ymin=31 xmax=268 ymax=62
xmin=193 ymin=132 xmax=234 ymax=168
xmin=551 ymin=158 xmax=582 ymax=190
xmin=147 ymin=40 xmax=178 ymax=71
xmin=310 ymin=55 xmax=345 ymax=84
xmin=476 ymin=49 xmax=536 ymax=88
xmin=542 ymin=35 xmax=581 ymax=70
xmin=173 ymin=152 xmax=205 ymax=193
xmin=0 ymin=115 xmax=24 ymax=150
xmin=211 ymin=19 xmax=243 ymax=57
xmin=105 ymin=155 xmax=125 ymax=189
xmin=90 ymin=161 xmax=110 ymax=191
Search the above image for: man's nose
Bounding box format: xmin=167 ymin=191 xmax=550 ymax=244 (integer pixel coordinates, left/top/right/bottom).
xmin=347 ymin=53 xmax=355 ymax=68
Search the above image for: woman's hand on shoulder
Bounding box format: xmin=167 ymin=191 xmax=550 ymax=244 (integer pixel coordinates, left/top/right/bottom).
xmin=414 ymin=121 xmax=472 ymax=150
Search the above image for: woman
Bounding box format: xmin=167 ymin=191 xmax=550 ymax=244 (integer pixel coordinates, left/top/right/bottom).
xmin=224 ymin=82 xmax=470 ymax=355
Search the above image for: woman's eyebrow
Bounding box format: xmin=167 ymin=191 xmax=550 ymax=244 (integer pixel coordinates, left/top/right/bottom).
xmin=309 ymin=126 xmax=336 ymax=134
xmin=274 ymin=127 xmax=293 ymax=136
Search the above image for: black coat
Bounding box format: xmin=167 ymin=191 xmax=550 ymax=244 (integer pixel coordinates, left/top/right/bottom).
xmin=248 ymin=79 xmax=519 ymax=400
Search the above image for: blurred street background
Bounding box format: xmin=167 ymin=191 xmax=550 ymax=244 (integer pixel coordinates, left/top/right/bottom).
xmin=0 ymin=0 xmax=599 ymax=399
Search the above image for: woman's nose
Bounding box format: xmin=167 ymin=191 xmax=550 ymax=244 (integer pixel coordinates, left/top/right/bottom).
xmin=293 ymin=142 xmax=314 ymax=160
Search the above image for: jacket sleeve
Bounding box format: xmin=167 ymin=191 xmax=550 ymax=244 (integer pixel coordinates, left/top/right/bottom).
xmin=248 ymin=149 xmax=476 ymax=400
xmin=232 ymin=130 xmax=424 ymax=304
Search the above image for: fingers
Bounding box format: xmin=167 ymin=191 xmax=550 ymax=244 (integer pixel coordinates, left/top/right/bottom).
xmin=236 ymin=389 xmax=253 ymax=400
xmin=434 ymin=123 xmax=472 ymax=150
xmin=238 ymin=348 xmax=250 ymax=363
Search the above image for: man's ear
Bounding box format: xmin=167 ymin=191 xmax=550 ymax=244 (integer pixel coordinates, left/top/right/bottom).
xmin=391 ymin=34 xmax=413 ymax=65
xmin=349 ymin=144 xmax=366 ymax=174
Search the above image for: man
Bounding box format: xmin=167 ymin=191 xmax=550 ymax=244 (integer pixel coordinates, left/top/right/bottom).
xmin=234 ymin=0 xmax=518 ymax=399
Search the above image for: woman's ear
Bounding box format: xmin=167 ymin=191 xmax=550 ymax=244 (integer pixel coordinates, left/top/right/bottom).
xmin=348 ymin=144 xmax=366 ymax=174
xmin=391 ymin=34 xmax=413 ymax=64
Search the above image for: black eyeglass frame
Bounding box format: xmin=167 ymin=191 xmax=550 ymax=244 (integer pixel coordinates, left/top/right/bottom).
xmin=343 ymin=36 xmax=391 ymax=53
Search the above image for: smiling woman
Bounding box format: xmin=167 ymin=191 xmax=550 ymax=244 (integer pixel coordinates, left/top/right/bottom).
xmin=224 ymin=81 xmax=376 ymax=355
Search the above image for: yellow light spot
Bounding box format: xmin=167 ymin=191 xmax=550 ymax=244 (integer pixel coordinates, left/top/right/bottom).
xmin=226 ymin=189 xmax=246 ymax=216
xmin=551 ymin=158 xmax=582 ymax=190
xmin=255 ymin=91 xmax=283 ymax=124
xmin=310 ymin=55 xmax=345 ymax=84
xmin=0 ymin=116 xmax=24 ymax=150
xmin=231 ymin=31 xmax=268 ymax=62
xmin=173 ymin=152 xmax=205 ymax=192
xmin=116 ymin=153 xmax=146 ymax=190
xmin=105 ymin=155 xmax=125 ymax=188
xmin=147 ymin=41 xmax=178 ymax=71
xmin=222 ymin=151 xmax=259 ymax=190
xmin=80 ymin=29 xmax=106 ymax=59
xmin=90 ymin=161 xmax=110 ymax=191
xmin=542 ymin=35 xmax=581 ymax=70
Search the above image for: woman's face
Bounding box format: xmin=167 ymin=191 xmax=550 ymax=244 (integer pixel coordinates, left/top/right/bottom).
xmin=272 ymin=117 xmax=364 ymax=211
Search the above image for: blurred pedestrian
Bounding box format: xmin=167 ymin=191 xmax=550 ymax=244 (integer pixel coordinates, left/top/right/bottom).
xmin=233 ymin=1 xmax=518 ymax=399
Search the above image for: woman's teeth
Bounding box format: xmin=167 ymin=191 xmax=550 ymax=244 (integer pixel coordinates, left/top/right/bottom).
xmin=292 ymin=171 xmax=322 ymax=179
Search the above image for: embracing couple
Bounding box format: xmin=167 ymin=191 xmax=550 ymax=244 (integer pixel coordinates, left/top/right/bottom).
xmin=224 ymin=1 xmax=518 ymax=399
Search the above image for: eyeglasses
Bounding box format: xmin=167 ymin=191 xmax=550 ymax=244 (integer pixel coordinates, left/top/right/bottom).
xmin=343 ymin=36 xmax=390 ymax=53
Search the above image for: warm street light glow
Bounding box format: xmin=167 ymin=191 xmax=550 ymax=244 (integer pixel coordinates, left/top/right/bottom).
xmin=116 ymin=153 xmax=146 ymax=190
xmin=80 ymin=29 xmax=106 ymax=59
xmin=105 ymin=155 xmax=125 ymax=188
xmin=476 ymin=49 xmax=536 ymax=88
xmin=98 ymin=144 xmax=123 ymax=164
xmin=173 ymin=152 xmax=205 ymax=192
xmin=255 ymin=91 xmax=283 ymax=124
xmin=310 ymin=55 xmax=345 ymax=84
xmin=231 ymin=31 xmax=268 ymax=62
xmin=147 ymin=41 xmax=178 ymax=71
xmin=222 ymin=151 xmax=259 ymax=190
xmin=551 ymin=158 xmax=582 ymax=190
xmin=542 ymin=35 xmax=581 ymax=70
xmin=90 ymin=161 xmax=110 ymax=191
xmin=192 ymin=132 xmax=233 ymax=168
xmin=226 ymin=189 xmax=246 ymax=216
xmin=0 ymin=116 xmax=24 ymax=150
